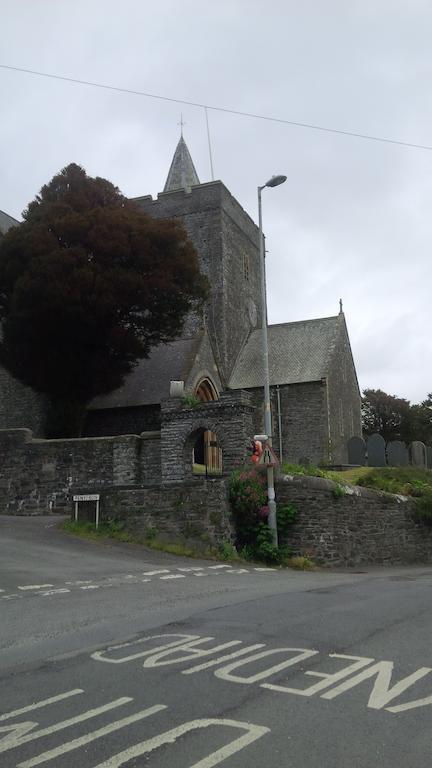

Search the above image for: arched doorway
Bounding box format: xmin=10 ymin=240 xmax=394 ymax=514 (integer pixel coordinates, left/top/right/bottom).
xmin=192 ymin=379 xmax=222 ymax=475
xmin=192 ymin=428 xmax=222 ymax=476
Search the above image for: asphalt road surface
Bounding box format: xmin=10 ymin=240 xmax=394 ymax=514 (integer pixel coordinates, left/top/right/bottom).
xmin=1 ymin=515 xmax=432 ymax=767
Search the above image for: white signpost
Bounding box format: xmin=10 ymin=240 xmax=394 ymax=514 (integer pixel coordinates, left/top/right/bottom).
xmin=73 ymin=494 xmax=100 ymax=528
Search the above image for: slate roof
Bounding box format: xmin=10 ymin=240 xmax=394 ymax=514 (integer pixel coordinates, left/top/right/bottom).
xmin=0 ymin=210 xmax=19 ymax=235
xmin=229 ymin=316 xmax=341 ymax=389
xmin=89 ymin=336 xmax=203 ymax=409
xmin=163 ymin=136 xmax=200 ymax=192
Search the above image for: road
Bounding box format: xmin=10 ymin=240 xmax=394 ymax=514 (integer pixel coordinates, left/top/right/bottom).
xmin=1 ymin=515 xmax=432 ymax=767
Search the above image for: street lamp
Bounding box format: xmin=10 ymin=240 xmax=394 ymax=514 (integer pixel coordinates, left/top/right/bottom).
xmin=258 ymin=174 xmax=287 ymax=547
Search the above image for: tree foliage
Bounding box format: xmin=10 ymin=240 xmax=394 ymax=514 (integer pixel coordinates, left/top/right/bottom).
xmin=362 ymin=388 xmax=432 ymax=444
xmin=0 ymin=164 xmax=208 ymax=436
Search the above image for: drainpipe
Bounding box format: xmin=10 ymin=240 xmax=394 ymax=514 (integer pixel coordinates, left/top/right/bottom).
xmin=324 ymin=377 xmax=332 ymax=464
xmin=276 ymin=384 xmax=283 ymax=463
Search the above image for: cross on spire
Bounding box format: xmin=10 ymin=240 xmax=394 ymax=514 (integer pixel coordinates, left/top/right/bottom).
xmin=178 ymin=113 xmax=186 ymax=137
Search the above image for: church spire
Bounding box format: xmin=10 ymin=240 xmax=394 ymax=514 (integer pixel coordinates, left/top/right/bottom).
xmin=163 ymin=134 xmax=200 ymax=193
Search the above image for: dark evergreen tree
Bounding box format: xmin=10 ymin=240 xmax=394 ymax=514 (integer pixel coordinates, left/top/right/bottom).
xmin=0 ymin=164 xmax=208 ymax=436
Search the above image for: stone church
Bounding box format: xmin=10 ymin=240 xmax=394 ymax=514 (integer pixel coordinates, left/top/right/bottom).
xmin=0 ymin=137 xmax=362 ymax=466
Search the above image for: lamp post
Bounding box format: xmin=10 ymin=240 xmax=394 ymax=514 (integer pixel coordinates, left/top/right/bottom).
xmin=258 ymin=174 xmax=287 ymax=547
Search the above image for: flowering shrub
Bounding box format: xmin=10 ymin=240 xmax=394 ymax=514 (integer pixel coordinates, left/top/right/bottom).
xmin=229 ymin=469 xmax=297 ymax=564
xmin=229 ymin=469 xmax=267 ymax=549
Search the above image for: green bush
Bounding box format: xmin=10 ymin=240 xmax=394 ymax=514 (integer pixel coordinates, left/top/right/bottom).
xmin=229 ymin=469 xmax=297 ymax=565
xmin=181 ymin=394 xmax=201 ymax=409
xmin=217 ymin=540 xmax=238 ymax=561
xmin=331 ymin=483 xmax=346 ymax=499
xmin=282 ymin=462 xmax=331 ymax=479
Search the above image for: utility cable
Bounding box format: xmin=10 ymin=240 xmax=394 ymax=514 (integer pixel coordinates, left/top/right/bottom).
xmin=1 ymin=63 xmax=431 ymax=152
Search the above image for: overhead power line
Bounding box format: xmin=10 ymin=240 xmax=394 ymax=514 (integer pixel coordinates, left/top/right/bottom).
xmin=1 ymin=62 xmax=432 ymax=152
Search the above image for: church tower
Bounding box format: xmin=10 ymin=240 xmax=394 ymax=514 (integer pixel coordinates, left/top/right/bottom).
xmin=133 ymin=136 xmax=262 ymax=384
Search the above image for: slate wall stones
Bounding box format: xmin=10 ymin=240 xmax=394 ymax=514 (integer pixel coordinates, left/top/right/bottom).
xmin=160 ymin=390 xmax=254 ymax=484
xmin=347 ymin=436 xmax=366 ymax=465
xmin=98 ymin=479 xmax=233 ymax=550
xmin=276 ymin=474 xmax=432 ymax=566
xmin=0 ymin=429 xmax=161 ymax=515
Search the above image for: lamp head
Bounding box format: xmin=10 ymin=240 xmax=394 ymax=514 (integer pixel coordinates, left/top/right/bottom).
xmin=265 ymin=174 xmax=287 ymax=188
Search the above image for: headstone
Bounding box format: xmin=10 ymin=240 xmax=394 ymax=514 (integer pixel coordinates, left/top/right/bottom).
xmin=367 ymin=433 xmax=386 ymax=467
xmin=386 ymin=440 xmax=407 ymax=467
xmin=347 ymin=436 xmax=366 ymax=466
xmin=427 ymin=446 xmax=432 ymax=470
xmin=410 ymin=441 xmax=427 ymax=469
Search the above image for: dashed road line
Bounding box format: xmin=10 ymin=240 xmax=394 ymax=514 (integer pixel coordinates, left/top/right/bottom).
xmin=18 ymin=584 xmax=54 ymax=591
xmin=1 ymin=564 xmax=279 ymax=602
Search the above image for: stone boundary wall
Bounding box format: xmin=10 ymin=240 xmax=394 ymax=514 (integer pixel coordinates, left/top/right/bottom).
xmin=92 ymin=478 xmax=232 ymax=550
xmin=276 ymin=474 xmax=432 ymax=566
xmin=0 ymin=428 xmax=161 ymax=515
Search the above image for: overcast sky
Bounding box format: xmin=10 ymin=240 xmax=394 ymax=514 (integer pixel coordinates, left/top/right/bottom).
xmin=1 ymin=1 xmax=431 ymax=403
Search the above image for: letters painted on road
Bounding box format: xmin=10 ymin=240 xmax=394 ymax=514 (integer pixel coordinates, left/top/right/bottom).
xmin=92 ymin=632 xmax=432 ymax=714
xmin=1 ymin=689 xmax=269 ymax=768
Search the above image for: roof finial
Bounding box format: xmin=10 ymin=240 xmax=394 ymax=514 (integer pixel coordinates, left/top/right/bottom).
xmin=339 ymin=298 xmax=343 ymax=314
xmin=178 ymin=113 xmax=186 ymax=137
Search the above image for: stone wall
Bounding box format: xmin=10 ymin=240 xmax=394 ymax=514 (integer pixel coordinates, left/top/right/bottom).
xmin=276 ymin=474 xmax=432 ymax=566
xmin=0 ymin=366 xmax=46 ymax=436
xmin=160 ymin=390 xmax=254 ymax=483
xmin=96 ymin=478 xmax=232 ymax=549
xmin=0 ymin=429 xmax=161 ymax=515
xmin=248 ymin=382 xmax=329 ymax=466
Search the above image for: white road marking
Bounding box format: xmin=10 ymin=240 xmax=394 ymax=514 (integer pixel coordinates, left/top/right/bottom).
xmin=143 ymin=639 xmax=243 ymax=668
xmin=207 ymin=565 xmax=232 ymax=570
xmin=183 ymin=644 xmax=266 ymax=675
xmin=17 ymin=705 xmax=166 ymax=768
xmin=142 ymin=578 xmax=151 ymax=583
xmin=18 ymin=585 xmax=54 ymax=591
xmin=215 ymin=648 xmax=319 ymax=685
xmin=79 ymin=585 xmax=100 ymax=590
xmin=321 ymin=661 xmax=432 ymax=710
xmin=263 ymin=653 xmax=374 ymax=697
xmin=0 ymin=589 xmax=4 ymax=592
xmin=91 ymin=717 xmax=270 ymax=768
xmin=65 ymin=580 xmax=92 ymax=585
xmin=254 ymin=567 xmax=276 ymax=572
xmin=91 ymin=634 xmax=200 ymax=664
xmin=36 ymin=589 xmax=71 ymax=597
xmin=177 ymin=567 xmax=204 ymax=572
xmin=1 ymin=594 xmax=22 ymax=600
xmin=0 ymin=690 xmax=83 ymax=722
xmin=142 ymin=569 xmax=170 ymax=576
xmin=159 ymin=574 xmax=185 ymax=580
xmin=225 ymin=569 xmax=249 ymax=574
xmin=0 ymin=697 xmax=132 ymax=754
xmin=193 ymin=572 xmax=209 ymax=577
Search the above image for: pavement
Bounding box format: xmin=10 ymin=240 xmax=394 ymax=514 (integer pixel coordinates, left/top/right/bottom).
xmin=1 ymin=514 xmax=432 ymax=767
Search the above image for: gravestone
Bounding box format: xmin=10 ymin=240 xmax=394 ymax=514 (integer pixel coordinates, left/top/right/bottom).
xmin=386 ymin=440 xmax=408 ymax=467
xmin=427 ymin=446 xmax=432 ymax=469
xmin=410 ymin=441 xmax=427 ymax=469
xmin=347 ymin=436 xmax=366 ymax=466
xmin=367 ymin=433 xmax=386 ymax=467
